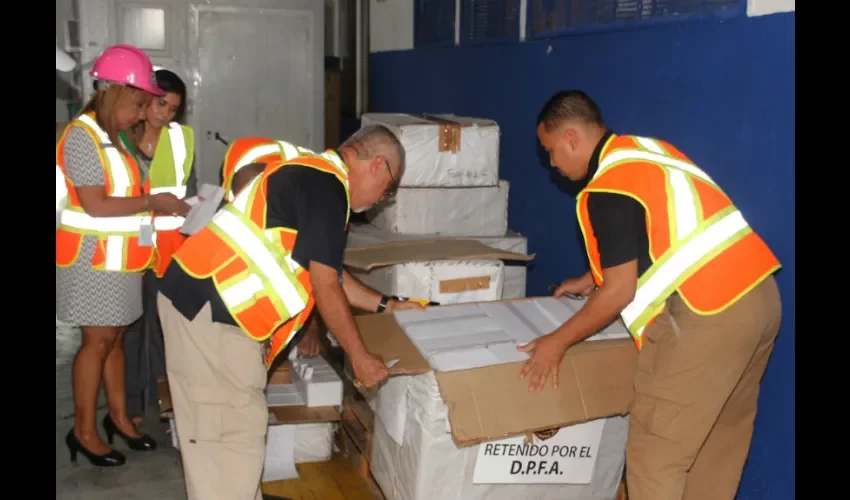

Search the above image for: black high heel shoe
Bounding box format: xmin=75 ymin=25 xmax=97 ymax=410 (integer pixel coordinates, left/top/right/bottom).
xmin=65 ymin=429 xmax=126 ymax=467
xmin=102 ymin=415 xmax=158 ymax=451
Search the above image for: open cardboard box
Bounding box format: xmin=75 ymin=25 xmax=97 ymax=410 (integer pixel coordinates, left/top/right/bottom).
xmin=155 ymin=239 xmax=537 ymax=429
xmin=343 ymin=237 xmax=534 ymax=314
xmin=353 ymin=298 xmax=638 ymax=447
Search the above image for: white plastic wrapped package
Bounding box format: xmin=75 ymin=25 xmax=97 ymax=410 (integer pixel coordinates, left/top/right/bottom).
xmin=360 ymin=113 xmax=500 ymax=188
xmin=350 ymin=260 xmax=504 ymax=305
xmin=366 ymin=181 xmax=510 ymax=237
xmin=174 ymin=420 xmax=336 ymax=464
xmin=291 ymin=422 xmax=336 ymax=463
xmin=370 ymin=373 xmax=628 ymax=500
xmin=346 ymin=224 xmax=528 ymax=299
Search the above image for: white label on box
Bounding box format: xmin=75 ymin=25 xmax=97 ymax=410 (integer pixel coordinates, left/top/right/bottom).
xmin=472 ymin=418 xmax=606 ymax=484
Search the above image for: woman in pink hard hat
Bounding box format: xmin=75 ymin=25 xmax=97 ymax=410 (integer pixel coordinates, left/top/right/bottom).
xmin=56 ymin=44 xmax=191 ymax=467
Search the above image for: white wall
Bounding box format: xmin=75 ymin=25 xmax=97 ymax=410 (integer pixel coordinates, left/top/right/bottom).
xmin=369 ymin=0 xmax=414 ymax=53
xmin=56 ymin=0 xmax=78 ymax=121
xmin=747 ymin=0 xmax=794 ymax=17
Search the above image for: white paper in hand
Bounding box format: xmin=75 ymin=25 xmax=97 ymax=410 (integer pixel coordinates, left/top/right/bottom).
xmin=180 ymin=184 xmax=225 ymax=235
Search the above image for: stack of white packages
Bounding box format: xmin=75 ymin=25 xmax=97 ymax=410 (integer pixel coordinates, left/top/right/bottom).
xmin=362 ymin=113 xmax=507 ymax=236
xmin=268 ymin=349 xmax=341 ymax=465
xmin=357 ymin=113 xmax=527 ymax=305
xmin=355 ymin=116 xmax=627 ymax=499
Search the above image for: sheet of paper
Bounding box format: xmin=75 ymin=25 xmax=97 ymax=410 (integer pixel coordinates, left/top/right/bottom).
xmin=179 ymin=183 xmax=225 ymax=235
xmin=262 ymin=424 xmax=299 ymax=482
xmin=392 ymin=297 xmax=630 ymax=372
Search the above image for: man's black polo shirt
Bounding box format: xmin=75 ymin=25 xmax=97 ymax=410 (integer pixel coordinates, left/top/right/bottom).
xmin=583 ymin=131 xmax=653 ymax=276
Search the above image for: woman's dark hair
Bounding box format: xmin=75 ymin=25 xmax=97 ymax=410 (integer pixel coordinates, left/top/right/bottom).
xmin=155 ymin=69 xmax=188 ymax=123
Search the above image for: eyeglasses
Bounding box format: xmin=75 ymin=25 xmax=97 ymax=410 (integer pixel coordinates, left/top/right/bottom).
xmin=382 ymin=157 xmax=398 ymax=199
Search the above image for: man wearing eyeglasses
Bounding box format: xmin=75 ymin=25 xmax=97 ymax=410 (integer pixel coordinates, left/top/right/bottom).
xmin=155 ymin=124 xmax=423 ymax=500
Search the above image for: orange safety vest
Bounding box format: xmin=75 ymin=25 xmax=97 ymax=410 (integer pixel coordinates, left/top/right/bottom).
xmin=56 ymin=113 xmax=155 ymax=272
xmin=221 ymin=138 xmax=315 ymax=202
xmin=576 ymin=134 xmax=781 ymax=351
xmin=173 ymin=150 xmax=350 ymax=366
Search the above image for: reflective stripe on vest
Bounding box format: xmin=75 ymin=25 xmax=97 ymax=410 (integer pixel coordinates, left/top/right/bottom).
xmin=620 ymin=207 xmax=749 ymax=339
xmin=77 ymin=114 xmax=134 ymax=197
xmin=56 ymin=164 xmax=68 ymax=213
xmin=60 ymin=211 xmax=145 ymax=233
xmin=225 ymin=139 xmax=316 ymax=201
xmin=149 ymin=122 xmax=191 ymax=212
xmin=153 ymin=216 xmax=184 ymax=231
xmin=209 ymin=208 xmax=307 ymax=316
xmin=579 ymin=135 xmax=776 ymax=348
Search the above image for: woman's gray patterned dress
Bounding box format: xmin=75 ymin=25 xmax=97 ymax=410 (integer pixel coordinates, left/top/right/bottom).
xmin=56 ymin=126 xmax=148 ymax=327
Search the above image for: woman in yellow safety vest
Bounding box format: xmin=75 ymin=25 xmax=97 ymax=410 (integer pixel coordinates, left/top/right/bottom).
xmin=118 ymin=69 xmax=197 ymax=426
xmin=56 ymin=45 xmax=191 ymax=468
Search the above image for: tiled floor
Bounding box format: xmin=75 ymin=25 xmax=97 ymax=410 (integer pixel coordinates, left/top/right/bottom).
xmin=56 ymin=325 xmax=187 ymax=500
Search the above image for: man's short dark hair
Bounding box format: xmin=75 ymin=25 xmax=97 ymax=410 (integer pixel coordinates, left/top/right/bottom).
xmin=536 ymin=90 xmax=604 ymax=132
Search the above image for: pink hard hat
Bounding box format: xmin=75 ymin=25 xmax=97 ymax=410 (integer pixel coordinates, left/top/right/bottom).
xmin=89 ymin=44 xmax=164 ymax=96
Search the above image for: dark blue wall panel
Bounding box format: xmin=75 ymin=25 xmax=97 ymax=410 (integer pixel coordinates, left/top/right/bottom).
xmin=369 ymin=11 xmax=794 ymax=499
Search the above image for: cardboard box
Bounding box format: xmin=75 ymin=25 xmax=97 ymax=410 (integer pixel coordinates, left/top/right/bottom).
xmin=353 ymin=299 xmax=637 ymax=447
xmin=343 ymin=237 xmax=531 ymax=274
xmin=360 ymin=113 xmax=500 ymax=188
xmin=346 ymin=224 xmax=529 ymax=300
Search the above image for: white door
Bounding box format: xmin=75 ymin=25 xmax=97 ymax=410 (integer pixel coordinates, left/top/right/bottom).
xmin=78 ymin=0 xmax=324 ymax=186
xmin=79 ymin=0 xmax=191 ymax=102
xmin=188 ymin=2 xmax=325 ymax=185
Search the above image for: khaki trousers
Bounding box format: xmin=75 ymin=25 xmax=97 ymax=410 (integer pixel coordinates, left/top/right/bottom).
xmin=625 ymin=275 xmax=782 ymax=500
xmin=158 ymin=294 xmax=268 ymax=500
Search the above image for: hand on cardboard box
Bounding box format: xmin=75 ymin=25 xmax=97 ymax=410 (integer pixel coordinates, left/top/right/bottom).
xmin=351 ymin=351 xmax=389 ymax=389
xmin=517 ymin=332 xmax=570 ymax=393
xmin=552 ymin=271 xmax=596 ymax=299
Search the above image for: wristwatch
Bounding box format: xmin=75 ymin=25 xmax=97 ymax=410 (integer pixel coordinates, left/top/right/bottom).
xmin=376 ymin=294 xmax=398 ymax=313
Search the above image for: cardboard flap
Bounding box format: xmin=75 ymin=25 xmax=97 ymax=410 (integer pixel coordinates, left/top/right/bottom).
xmin=344 ymin=239 xmax=535 ymax=271
xmin=354 ymin=313 xmax=431 ymax=375
xmin=435 ymin=338 xmax=637 ymax=447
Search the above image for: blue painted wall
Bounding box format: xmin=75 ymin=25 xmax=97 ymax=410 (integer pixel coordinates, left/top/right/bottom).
xmin=368 ymin=12 xmax=794 ymax=499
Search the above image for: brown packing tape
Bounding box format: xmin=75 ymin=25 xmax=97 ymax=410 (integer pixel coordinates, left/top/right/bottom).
xmin=439 ymin=275 xmax=491 ymax=294
xmin=413 ymin=113 xmax=464 ymax=153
